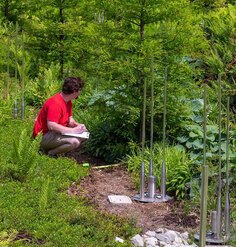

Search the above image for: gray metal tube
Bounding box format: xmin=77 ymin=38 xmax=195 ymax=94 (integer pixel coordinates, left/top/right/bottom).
xmin=140 ymin=161 xmax=145 ymax=200
xmin=224 ymin=96 xmax=230 ymax=237
xmin=148 ymin=57 xmax=156 ymax=198
xmin=199 ymin=82 xmax=209 ymax=247
xmin=216 ymin=75 xmax=222 ymax=239
xmin=161 ymin=161 xmax=166 ymax=199
xmin=140 ymin=78 xmax=147 ymax=200
xmin=21 ymin=31 xmax=25 ymax=121
xmin=199 ymin=165 xmax=209 ymax=247
xmin=211 ymin=210 xmax=217 ymax=235
xmin=6 ymin=33 xmax=10 ymax=98
xmin=14 ymin=22 xmax=18 ymax=118
xmin=148 ymin=175 xmax=156 ymax=198
xmin=161 ymin=67 xmax=167 ymax=198
xmin=149 ymin=57 xmax=154 ymax=176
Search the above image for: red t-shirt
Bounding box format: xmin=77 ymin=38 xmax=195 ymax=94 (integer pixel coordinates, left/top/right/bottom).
xmin=33 ymin=93 xmax=72 ymax=138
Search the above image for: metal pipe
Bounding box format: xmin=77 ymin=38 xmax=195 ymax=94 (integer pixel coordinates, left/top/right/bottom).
xmin=140 ymin=78 xmax=147 ymax=200
xmin=148 ymin=57 xmax=156 ymax=198
xmin=199 ymin=165 xmax=209 ymax=247
xmin=224 ymin=96 xmax=230 ymax=237
xmin=161 ymin=67 xmax=167 ymax=199
xmin=21 ymin=31 xmax=25 ymax=121
xmin=14 ymin=22 xmax=18 ymax=118
xmin=211 ymin=211 xmax=217 ymax=235
xmin=199 ymin=82 xmax=209 ymax=246
xmin=149 ymin=57 xmax=154 ymax=177
xmin=6 ymin=33 xmax=10 ymax=99
xmin=216 ymin=75 xmax=222 ymax=239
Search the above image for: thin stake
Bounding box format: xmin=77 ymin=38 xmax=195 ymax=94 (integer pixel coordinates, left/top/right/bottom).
xmin=147 ymin=57 xmax=156 ymax=199
xmin=216 ymin=74 xmax=222 ymax=239
xmin=21 ymin=31 xmax=25 ymax=121
xmin=140 ymin=78 xmax=147 ymax=200
xmin=149 ymin=57 xmax=154 ymax=176
xmin=6 ymin=33 xmax=10 ymax=99
xmin=224 ymin=96 xmax=230 ymax=237
xmin=14 ymin=22 xmax=18 ymax=118
xmin=199 ymin=82 xmax=209 ymax=247
xmin=161 ymin=67 xmax=167 ymax=199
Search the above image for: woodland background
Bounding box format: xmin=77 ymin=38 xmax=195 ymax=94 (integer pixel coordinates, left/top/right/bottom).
xmin=0 ymin=0 xmax=236 ymax=246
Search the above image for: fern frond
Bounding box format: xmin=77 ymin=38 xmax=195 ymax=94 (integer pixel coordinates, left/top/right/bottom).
xmin=39 ymin=177 xmax=51 ymax=212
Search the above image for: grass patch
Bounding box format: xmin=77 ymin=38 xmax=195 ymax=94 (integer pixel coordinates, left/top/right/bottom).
xmin=0 ymin=117 xmax=138 ymax=246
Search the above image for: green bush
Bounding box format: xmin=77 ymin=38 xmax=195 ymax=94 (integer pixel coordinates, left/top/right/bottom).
xmin=125 ymin=142 xmax=193 ymax=199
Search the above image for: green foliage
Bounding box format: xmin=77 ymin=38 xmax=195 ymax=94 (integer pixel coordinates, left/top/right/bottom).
xmin=176 ymin=98 xmax=236 ymax=170
xmin=0 ymin=112 xmax=137 ymax=246
xmin=25 ymin=63 xmax=61 ymax=107
xmin=0 ymin=230 xmax=21 ymax=246
xmin=77 ymin=87 xmax=139 ymax=163
xmin=8 ymin=128 xmax=41 ymax=182
xmin=39 ymin=176 xmax=51 ymax=212
xmin=126 ymin=143 xmax=192 ymax=199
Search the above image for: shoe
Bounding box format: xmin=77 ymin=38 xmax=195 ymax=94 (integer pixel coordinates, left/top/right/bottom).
xmin=48 ymin=153 xmax=59 ymax=159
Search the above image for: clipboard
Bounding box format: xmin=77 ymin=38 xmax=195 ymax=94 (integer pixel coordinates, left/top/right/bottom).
xmin=62 ymin=131 xmax=90 ymax=139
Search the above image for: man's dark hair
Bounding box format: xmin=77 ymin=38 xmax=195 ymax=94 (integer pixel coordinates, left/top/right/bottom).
xmin=62 ymin=77 xmax=84 ymax=94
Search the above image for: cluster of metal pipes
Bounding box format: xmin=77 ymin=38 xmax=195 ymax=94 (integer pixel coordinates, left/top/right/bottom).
xmin=195 ymin=76 xmax=231 ymax=245
xmin=133 ymin=65 xmax=171 ymax=203
xmin=133 ymin=67 xmax=232 ymax=245
xmin=5 ymin=22 xmax=25 ymax=120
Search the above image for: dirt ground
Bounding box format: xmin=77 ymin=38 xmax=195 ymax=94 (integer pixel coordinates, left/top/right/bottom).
xmin=66 ymin=152 xmax=199 ymax=234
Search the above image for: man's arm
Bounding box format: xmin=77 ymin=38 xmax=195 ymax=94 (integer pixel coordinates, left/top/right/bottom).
xmin=68 ymin=117 xmax=79 ymax=127
xmin=47 ymin=121 xmax=85 ymax=134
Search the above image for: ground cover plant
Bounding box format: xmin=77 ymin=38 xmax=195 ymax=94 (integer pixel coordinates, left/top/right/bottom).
xmin=0 ymin=109 xmax=138 ymax=246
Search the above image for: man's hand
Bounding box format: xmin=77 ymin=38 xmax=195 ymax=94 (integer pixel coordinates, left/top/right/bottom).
xmin=47 ymin=121 xmax=87 ymax=134
xmin=73 ymin=124 xmax=87 ymax=134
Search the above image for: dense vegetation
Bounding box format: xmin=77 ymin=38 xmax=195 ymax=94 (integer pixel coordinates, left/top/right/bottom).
xmin=0 ymin=0 xmax=235 ymax=245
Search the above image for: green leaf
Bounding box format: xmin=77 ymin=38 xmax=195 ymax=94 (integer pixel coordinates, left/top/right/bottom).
xmin=192 ymin=139 xmax=203 ymax=149
xmin=177 ymin=136 xmax=189 ymax=143
xmin=186 ymin=141 xmax=193 ymax=149
xmin=206 ymin=134 xmax=216 ymax=142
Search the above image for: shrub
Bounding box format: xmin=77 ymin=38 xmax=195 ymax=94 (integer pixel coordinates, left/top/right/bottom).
xmin=125 ymin=142 xmax=193 ymax=199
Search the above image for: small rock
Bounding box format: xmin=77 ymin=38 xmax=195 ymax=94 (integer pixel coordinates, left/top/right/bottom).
xmin=145 ymin=230 xmax=156 ymax=238
xmin=181 ymin=231 xmax=189 ymax=240
xmin=131 ymin=234 xmax=144 ymax=247
xmin=115 ymin=236 xmax=124 ymax=243
xmin=165 ymin=230 xmax=179 ymax=242
xmin=159 ymin=241 xmax=168 ymax=247
xmin=156 ymin=228 xmax=165 ymax=233
xmin=155 ymin=233 xmax=171 ymax=244
xmin=174 ymin=236 xmax=183 ymax=244
xmin=145 ymin=237 xmax=158 ymax=247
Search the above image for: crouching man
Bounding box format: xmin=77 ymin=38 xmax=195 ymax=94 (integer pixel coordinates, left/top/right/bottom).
xmin=33 ymin=77 xmax=87 ymax=156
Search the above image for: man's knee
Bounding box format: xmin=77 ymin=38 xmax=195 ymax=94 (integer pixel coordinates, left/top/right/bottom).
xmin=70 ymin=138 xmax=81 ymax=149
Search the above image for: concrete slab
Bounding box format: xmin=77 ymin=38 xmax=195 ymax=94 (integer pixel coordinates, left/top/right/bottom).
xmin=108 ymin=195 xmax=132 ymax=204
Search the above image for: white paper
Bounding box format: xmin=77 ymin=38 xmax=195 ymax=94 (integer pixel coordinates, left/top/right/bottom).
xmin=62 ymin=131 xmax=90 ymax=139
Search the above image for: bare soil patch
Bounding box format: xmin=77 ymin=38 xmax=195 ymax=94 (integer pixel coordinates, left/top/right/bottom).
xmin=67 ymin=152 xmax=199 ymax=233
